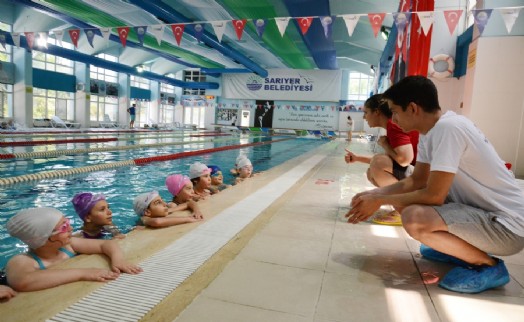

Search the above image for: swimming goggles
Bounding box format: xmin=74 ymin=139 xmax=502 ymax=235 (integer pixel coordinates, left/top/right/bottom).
xmin=51 ymin=218 xmax=71 ymax=235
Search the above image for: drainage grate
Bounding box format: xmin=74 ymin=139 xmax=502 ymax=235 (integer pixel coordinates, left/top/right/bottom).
xmin=48 ymin=155 xmax=325 ymax=322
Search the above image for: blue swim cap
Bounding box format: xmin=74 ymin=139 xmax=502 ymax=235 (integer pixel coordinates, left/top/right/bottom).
xmin=208 ymin=165 xmax=221 ymax=176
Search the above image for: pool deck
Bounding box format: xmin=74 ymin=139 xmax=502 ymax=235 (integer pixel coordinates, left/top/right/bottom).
xmin=2 ymin=138 xmax=524 ymax=322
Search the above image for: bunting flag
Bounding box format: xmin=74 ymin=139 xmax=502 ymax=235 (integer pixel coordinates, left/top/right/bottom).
xmin=296 ymin=17 xmax=313 ymax=35
xmin=117 ymin=27 xmax=130 ymax=47
xmin=275 ymin=17 xmax=290 ymax=37
xmin=149 ymin=25 xmax=164 ymax=45
xmin=320 ymin=16 xmax=335 ymax=38
xmin=38 ymin=31 xmax=48 ymax=48
xmin=11 ymin=32 xmax=20 ymax=48
xmin=0 ymin=30 xmax=6 ymax=49
xmin=171 ymin=24 xmax=185 ymax=45
xmin=367 ymin=13 xmax=386 ymax=37
xmin=54 ymin=30 xmax=64 ymax=47
xmin=254 ymin=19 xmax=267 ymax=38
xmin=407 ymin=0 xmax=434 ymax=77
xmin=100 ymin=27 xmax=111 ymax=44
xmin=341 ymin=14 xmax=360 ymax=37
xmin=85 ymin=29 xmax=96 ymax=47
xmin=232 ymin=19 xmax=247 ymax=40
xmin=211 ymin=21 xmax=226 ymax=42
xmin=499 ymin=8 xmax=521 ymax=33
xmin=24 ymin=32 xmax=35 ymax=50
xmin=193 ymin=24 xmax=204 ymax=43
xmin=443 ymin=10 xmax=463 ymax=35
xmin=134 ymin=26 xmax=147 ymax=46
xmin=417 ymin=11 xmax=434 ymax=36
xmin=68 ymin=29 xmax=80 ymax=48
xmin=473 ymin=9 xmax=493 ymax=36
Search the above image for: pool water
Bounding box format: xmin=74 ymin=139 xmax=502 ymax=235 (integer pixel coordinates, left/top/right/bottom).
xmin=0 ymin=135 xmax=327 ymax=268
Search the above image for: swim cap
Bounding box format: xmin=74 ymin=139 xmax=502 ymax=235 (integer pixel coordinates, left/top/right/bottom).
xmin=71 ymin=192 xmax=106 ymax=221
xmin=133 ymin=190 xmax=159 ymax=216
xmin=189 ymin=162 xmax=211 ymax=179
xmin=166 ymin=174 xmax=191 ymax=196
xmin=237 ymin=157 xmax=252 ymax=169
xmin=207 ymin=165 xmax=222 ymax=176
xmin=7 ymin=207 xmax=63 ymax=249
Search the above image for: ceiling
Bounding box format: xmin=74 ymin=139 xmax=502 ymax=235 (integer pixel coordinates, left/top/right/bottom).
xmin=2 ymin=0 xmax=401 ymax=77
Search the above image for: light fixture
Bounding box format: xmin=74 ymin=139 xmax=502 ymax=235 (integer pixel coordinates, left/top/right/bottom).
xmin=380 ymin=26 xmax=390 ymax=40
xmin=37 ymin=34 xmax=48 ymax=48
xmin=136 ymin=65 xmax=144 ymax=73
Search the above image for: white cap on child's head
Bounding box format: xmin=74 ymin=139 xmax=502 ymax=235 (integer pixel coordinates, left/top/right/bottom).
xmin=237 ymin=157 xmax=252 ymax=169
xmin=189 ymin=162 xmax=211 ymax=179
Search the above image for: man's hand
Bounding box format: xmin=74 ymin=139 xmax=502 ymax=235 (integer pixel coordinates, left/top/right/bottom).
xmin=346 ymin=193 xmax=382 ymax=224
xmin=345 ymin=149 xmax=356 ymax=163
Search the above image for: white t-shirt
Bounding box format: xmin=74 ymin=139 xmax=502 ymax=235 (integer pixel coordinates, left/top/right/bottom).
xmin=418 ymin=111 xmax=524 ymax=236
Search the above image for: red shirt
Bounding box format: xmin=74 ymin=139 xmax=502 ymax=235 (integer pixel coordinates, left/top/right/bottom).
xmin=386 ymin=119 xmax=419 ymax=165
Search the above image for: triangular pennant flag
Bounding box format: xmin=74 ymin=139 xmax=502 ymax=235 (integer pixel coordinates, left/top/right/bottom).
xmin=253 ymin=19 xmax=267 ymax=38
xmin=149 ymin=25 xmax=164 ymax=45
xmin=443 ymin=10 xmax=463 ymax=35
xmin=117 ymin=27 xmax=130 ymax=47
xmin=341 ymin=14 xmax=360 ymax=37
xmin=39 ymin=31 xmax=49 ymax=48
xmin=275 ymin=17 xmax=290 ymax=37
xmin=0 ymin=30 xmax=6 ymax=49
xmin=296 ymin=17 xmax=313 ymax=35
xmin=134 ymin=26 xmax=147 ymax=46
xmin=171 ymin=24 xmax=185 ymax=46
xmin=11 ymin=32 xmax=20 ymax=48
xmin=211 ymin=21 xmax=226 ymax=42
xmin=68 ymin=29 xmax=80 ymax=48
xmin=320 ymin=16 xmax=335 ymax=38
xmin=24 ymin=32 xmax=35 ymax=50
xmin=193 ymin=24 xmax=203 ymax=43
xmin=417 ymin=11 xmax=434 ymax=36
xmin=367 ymin=13 xmax=386 ymax=37
xmin=473 ymin=9 xmax=493 ymax=36
xmin=232 ymin=19 xmax=247 ymax=40
xmin=84 ymin=29 xmax=96 ymax=48
xmin=100 ymin=27 xmax=111 ymax=44
xmin=53 ymin=30 xmax=64 ymax=47
xmin=499 ymin=8 xmax=520 ymax=34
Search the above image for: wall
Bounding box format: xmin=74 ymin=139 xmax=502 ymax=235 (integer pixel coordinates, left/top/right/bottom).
xmin=463 ymin=36 xmax=524 ymax=177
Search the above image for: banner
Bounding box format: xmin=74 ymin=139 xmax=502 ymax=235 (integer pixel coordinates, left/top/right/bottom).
xmin=223 ymin=69 xmax=341 ymax=101
xmin=272 ymin=106 xmax=338 ymax=130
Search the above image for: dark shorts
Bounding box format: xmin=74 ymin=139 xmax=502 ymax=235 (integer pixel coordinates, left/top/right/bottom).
xmin=392 ymin=162 xmax=414 ymax=180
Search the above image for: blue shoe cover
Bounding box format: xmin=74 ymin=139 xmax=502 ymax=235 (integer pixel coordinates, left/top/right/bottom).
xmin=420 ymin=244 xmax=470 ymax=267
xmin=438 ymin=258 xmax=510 ymax=293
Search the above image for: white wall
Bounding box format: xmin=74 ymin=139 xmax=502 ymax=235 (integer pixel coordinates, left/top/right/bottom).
xmin=462 ymin=36 xmax=524 ymax=177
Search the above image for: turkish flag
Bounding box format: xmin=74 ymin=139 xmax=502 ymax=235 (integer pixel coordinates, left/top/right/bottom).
xmin=296 ymin=17 xmax=313 ymax=35
xmin=171 ymin=24 xmax=185 ymax=46
xmin=117 ymin=27 xmax=130 ymax=47
xmin=232 ymin=19 xmax=247 ymax=40
xmin=367 ymin=13 xmax=386 ymax=38
xmin=407 ymin=1 xmax=434 ymax=76
xmin=68 ymin=29 xmax=80 ymax=48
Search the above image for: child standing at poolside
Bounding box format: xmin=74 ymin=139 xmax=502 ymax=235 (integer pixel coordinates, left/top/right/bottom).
xmin=72 ymin=192 xmax=124 ymax=239
xmin=5 ymin=207 xmax=142 ymax=292
xmin=165 ymin=174 xmax=204 ymax=220
xmin=189 ymin=162 xmax=212 ymax=200
xmin=207 ymin=165 xmax=231 ymax=194
xmin=133 ymin=190 xmax=202 ymax=227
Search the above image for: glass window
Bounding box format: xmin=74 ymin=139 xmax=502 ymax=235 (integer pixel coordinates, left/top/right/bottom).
xmin=90 ymin=53 xmax=118 ymax=83
xmin=159 ymin=104 xmax=175 ymax=124
xmin=0 ymin=22 xmax=12 ymax=63
xmin=183 ymin=70 xmax=205 ymax=96
xmin=347 ymin=72 xmax=374 ymax=101
xmin=131 ymin=65 xmax=150 ymax=89
xmin=90 ymin=95 xmax=118 ymax=123
xmin=32 ymin=38 xmax=74 ymax=75
xmin=32 ymin=88 xmax=74 ymax=120
xmin=0 ymin=83 xmax=13 ymax=118
xmin=160 ymin=82 xmax=175 ymax=94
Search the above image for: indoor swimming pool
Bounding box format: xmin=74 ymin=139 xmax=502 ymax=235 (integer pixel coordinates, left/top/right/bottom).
xmin=0 ymin=132 xmax=328 ymax=268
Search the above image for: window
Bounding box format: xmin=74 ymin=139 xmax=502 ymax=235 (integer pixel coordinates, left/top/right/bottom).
xmin=160 ymin=82 xmax=175 ymax=94
xmin=90 ymin=95 xmax=118 ymax=123
xmin=0 ymin=83 xmax=12 ymax=118
xmin=32 ymin=38 xmax=74 ymax=74
xmin=347 ymin=72 xmax=374 ymax=101
xmin=0 ymin=22 xmax=12 ymax=63
xmin=183 ymin=69 xmax=205 ymax=96
xmin=33 ymin=88 xmax=74 ymax=120
xmin=90 ymin=53 xmax=118 ymax=83
xmin=131 ymin=65 xmax=150 ymax=89
xmin=135 ymin=100 xmax=150 ymax=127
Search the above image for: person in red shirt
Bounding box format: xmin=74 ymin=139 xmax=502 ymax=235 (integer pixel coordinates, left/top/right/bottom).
xmin=345 ymin=94 xmax=419 ymax=225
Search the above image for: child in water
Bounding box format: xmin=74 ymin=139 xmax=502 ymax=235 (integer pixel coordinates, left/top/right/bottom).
xmin=165 ymin=174 xmax=204 ymax=220
xmin=72 ymin=192 xmax=124 ymax=239
xmin=207 ymin=165 xmax=230 ymax=194
xmin=188 ymin=162 xmax=212 ymax=200
xmin=133 ymin=190 xmax=203 ymax=227
xmin=5 ymin=207 xmax=142 ymax=292
xmin=234 ymin=157 xmax=254 ymax=184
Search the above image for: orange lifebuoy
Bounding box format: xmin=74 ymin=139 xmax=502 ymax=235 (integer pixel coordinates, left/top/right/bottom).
xmin=428 ymin=54 xmax=455 ymax=78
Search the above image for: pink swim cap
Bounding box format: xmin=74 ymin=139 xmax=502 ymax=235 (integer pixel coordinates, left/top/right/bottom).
xmin=166 ymin=174 xmax=191 ymax=196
